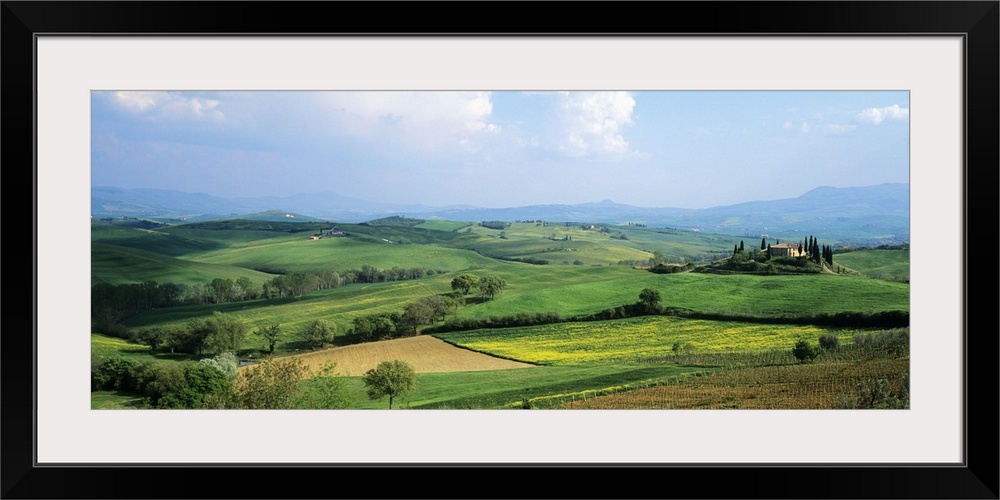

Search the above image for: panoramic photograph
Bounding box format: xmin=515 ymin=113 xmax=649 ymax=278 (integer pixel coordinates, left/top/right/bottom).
xmin=90 ymin=90 xmax=910 ymax=410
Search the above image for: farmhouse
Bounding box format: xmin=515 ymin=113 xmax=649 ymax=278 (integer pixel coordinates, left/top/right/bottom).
xmin=769 ymin=242 xmax=805 ymax=257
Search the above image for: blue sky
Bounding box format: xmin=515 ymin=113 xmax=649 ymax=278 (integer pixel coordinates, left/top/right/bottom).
xmin=91 ymin=90 xmax=909 ymax=209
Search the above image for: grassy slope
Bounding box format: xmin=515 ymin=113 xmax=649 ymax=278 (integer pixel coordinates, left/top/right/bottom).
xmin=834 ymin=249 xmax=909 ymax=281
xmin=460 ymin=222 xmax=738 ymax=265
xmin=186 ymin=236 xmax=497 ymax=274
xmin=91 ymin=225 xmax=226 ymax=257
xmin=343 ymin=363 xmax=717 ymax=409
xmin=123 ymin=265 xmax=908 ymax=350
xmin=93 ymin=219 xmax=909 ymax=410
xmin=415 ymin=220 xmax=473 ymax=232
xmin=454 ymin=267 xmax=909 ymax=319
xmin=92 ymin=243 xmax=275 ymax=286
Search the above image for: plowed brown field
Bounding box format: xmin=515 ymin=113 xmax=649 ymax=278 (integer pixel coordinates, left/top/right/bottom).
xmin=248 ymin=336 xmax=536 ymax=377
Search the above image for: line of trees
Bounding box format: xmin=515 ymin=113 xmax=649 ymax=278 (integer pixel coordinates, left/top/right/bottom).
xmin=132 ymin=314 xmax=347 ymax=356
xmin=262 ymin=265 xmax=448 ymax=299
xmin=92 ymin=265 xmax=448 ymax=335
xmin=93 ymin=352 xmax=355 ymax=409
xmin=479 ymin=221 xmax=510 ymax=230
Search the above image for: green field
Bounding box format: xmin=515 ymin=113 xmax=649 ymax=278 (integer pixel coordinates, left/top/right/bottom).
xmin=415 ymin=220 xmax=473 ymax=232
xmin=834 ymin=249 xmax=910 ymax=281
xmin=121 ymin=266 xmax=908 ymax=339
xmin=187 ymin=236 xmax=495 ymax=274
xmin=351 ymin=364 xmax=717 ymax=409
xmin=93 ymin=216 xmax=909 ymax=410
xmin=92 ymin=243 xmax=274 ymax=286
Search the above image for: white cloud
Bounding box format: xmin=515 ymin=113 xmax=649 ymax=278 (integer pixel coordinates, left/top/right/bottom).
xmin=317 ymin=91 xmax=499 ymax=152
xmin=855 ymin=104 xmax=909 ymax=125
xmin=112 ymin=91 xmax=225 ymax=121
xmin=555 ymin=91 xmax=636 ymax=156
xmin=114 ymin=91 xmax=158 ymax=111
xmin=799 ymin=121 xmax=810 ymax=133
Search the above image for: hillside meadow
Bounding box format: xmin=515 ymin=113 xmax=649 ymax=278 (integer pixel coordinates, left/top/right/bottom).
xmin=834 ymin=249 xmax=910 ymax=282
xmin=92 ymin=217 xmax=909 ymax=410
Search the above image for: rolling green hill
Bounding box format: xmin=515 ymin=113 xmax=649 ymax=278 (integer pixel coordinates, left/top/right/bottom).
xmin=94 ymin=215 xmax=909 ymax=410
xmin=92 ymin=243 xmax=275 ymax=286
xmin=834 ymin=249 xmax=910 ymax=282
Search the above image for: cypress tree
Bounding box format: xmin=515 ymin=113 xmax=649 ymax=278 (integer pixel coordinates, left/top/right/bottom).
xmin=739 ymin=240 xmax=745 ymax=252
xmin=761 ymin=237 xmax=766 ymax=250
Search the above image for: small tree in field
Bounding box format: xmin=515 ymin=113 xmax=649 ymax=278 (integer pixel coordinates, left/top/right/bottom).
xmin=792 ymin=340 xmax=821 ymax=363
xmin=362 ymin=360 xmax=416 ymax=409
xmin=638 ymin=288 xmax=663 ymax=314
xmin=818 ymin=333 xmax=840 ymax=351
xmin=255 ymin=323 xmax=282 ymax=355
xmin=477 ymin=275 xmax=507 ymax=301
xmin=299 ymin=319 xmax=336 ymax=350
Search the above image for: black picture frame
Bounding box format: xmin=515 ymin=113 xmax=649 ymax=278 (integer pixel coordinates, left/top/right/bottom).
xmin=3 ymin=2 xmax=997 ymax=498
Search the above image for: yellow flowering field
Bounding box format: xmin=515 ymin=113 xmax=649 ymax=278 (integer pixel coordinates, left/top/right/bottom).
xmin=434 ymin=316 xmax=851 ymax=366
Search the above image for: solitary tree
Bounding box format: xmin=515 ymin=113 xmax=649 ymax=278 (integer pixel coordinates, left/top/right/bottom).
xmin=792 ymin=340 xmax=821 ymax=363
xmin=255 ymin=322 xmax=282 ymax=355
xmin=362 ymin=360 xmax=416 ymax=409
xmin=477 ymin=275 xmax=508 ymax=301
xmin=638 ymin=288 xmax=663 ymax=314
xmin=760 ymin=237 xmax=767 ymax=250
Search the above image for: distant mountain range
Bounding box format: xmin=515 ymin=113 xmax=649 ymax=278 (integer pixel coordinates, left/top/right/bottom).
xmin=92 ymin=183 xmax=909 ymax=245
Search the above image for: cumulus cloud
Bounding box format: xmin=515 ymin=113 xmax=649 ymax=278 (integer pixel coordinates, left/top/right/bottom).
xmin=855 ymin=104 xmax=909 ymax=125
xmin=317 ymin=91 xmax=499 ymax=152
xmin=112 ymin=91 xmax=225 ymax=121
xmin=555 ymin=91 xmax=636 ymax=156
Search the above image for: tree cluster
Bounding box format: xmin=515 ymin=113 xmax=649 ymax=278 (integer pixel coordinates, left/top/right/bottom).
xmin=351 ymin=312 xmax=403 ymax=342
xmin=91 ymin=281 xmax=186 ymax=334
xmin=93 ymin=351 xmax=355 ymax=410
xmin=134 ymin=311 xmax=250 ymax=356
xmin=479 ymin=221 xmax=510 ymax=230
xmin=797 ymin=235 xmax=834 ymax=266
xmin=91 ymin=265 xmax=447 ymax=337
xmin=450 ymin=274 xmax=508 ymax=301
xmin=424 ymin=311 xmax=562 ymax=333
xmin=92 ymin=352 xmax=236 ymax=409
xmin=262 ymin=265 xmax=446 ymax=299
